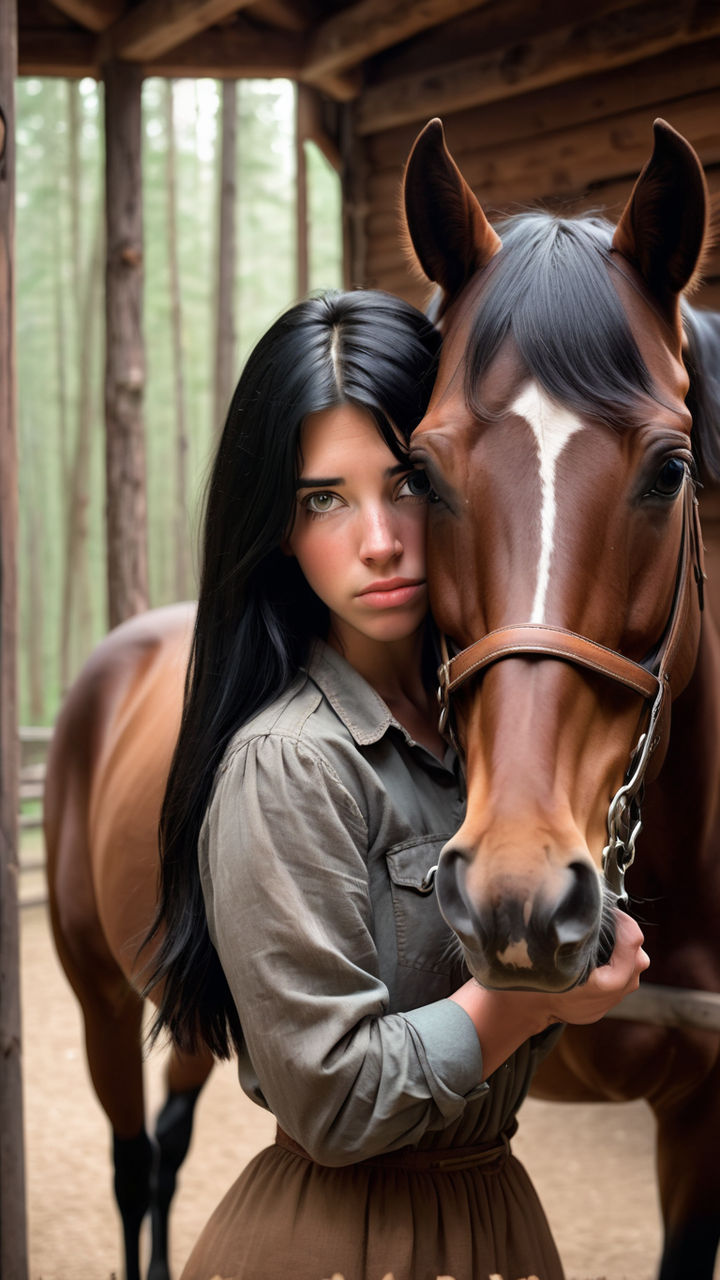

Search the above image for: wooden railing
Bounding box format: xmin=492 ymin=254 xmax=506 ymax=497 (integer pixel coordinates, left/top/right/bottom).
xmin=20 ymin=727 xmax=51 ymax=829
xmin=19 ymin=726 xmax=51 ymax=906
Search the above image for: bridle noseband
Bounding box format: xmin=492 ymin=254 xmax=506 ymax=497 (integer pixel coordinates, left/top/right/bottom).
xmin=436 ymin=481 xmax=706 ymax=902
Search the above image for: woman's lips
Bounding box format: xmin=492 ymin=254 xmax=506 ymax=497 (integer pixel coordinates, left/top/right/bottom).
xmin=356 ymin=579 xmax=426 ymax=608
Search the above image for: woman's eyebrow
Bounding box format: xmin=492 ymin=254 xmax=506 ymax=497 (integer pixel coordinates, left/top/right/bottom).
xmin=296 ymin=475 xmax=342 ymax=489
xmin=296 ymin=463 xmax=409 ymax=490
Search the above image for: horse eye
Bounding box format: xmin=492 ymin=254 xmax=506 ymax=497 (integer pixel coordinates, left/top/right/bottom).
xmin=652 ymin=458 xmax=686 ymax=498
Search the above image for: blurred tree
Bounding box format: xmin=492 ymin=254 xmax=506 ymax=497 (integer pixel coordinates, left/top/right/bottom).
xmin=104 ymin=60 xmax=148 ymax=630
xmin=16 ymin=76 xmax=342 ymax=725
xmin=213 ymin=79 xmax=237 ymax=440
xmin=60 ymin=81 xmax=101 ymax=691
xmin=164 ymin=79 xmax=190 ymax=602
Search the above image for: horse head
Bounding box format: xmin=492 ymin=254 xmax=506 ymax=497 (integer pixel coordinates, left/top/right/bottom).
xmin=404 ymin=119 xmax=708 ymax=993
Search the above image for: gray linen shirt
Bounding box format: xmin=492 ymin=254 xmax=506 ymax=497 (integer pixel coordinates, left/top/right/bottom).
xmin=199 ymin=640 xmax=559 ymax=1168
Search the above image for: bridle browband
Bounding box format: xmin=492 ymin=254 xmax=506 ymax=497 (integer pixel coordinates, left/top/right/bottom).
xmin=437 ymin=480 xmax=706 ymax=902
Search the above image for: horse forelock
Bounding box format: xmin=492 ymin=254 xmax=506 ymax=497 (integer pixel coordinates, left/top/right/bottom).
xmin=461 ymin=211 xmax=657 ymax=427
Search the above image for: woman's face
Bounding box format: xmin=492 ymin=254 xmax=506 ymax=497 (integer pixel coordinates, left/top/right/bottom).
xmin=286 ymin=405 xmax=431 ymax=660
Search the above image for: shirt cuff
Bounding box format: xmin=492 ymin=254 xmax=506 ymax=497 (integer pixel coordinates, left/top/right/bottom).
xmin=402 ymin=998 xmax=488 ymax=1108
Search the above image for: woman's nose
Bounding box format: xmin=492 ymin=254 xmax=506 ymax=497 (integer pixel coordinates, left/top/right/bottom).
xmin=359 ymin=506 xmax=403 ymax=563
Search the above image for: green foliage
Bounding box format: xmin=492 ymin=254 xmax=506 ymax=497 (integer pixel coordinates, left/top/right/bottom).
xmin=16 ymin=76 xmax=342 ymax=725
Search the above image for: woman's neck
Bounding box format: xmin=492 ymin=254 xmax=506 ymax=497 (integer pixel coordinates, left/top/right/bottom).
xmin=326 ymin=624 xmax=445 ymax=758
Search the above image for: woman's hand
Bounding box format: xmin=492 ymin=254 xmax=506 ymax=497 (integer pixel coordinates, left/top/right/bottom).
xmin=449 ymin=910 xmax=650 ymax=1079
xmin=543 ymin=909 xmax=650 ymax=1026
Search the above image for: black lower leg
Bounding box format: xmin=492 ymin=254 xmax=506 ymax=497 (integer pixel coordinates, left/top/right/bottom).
xmin=113 ymin=1129 xmax=154 ymax=1280
xmin=659 ymin=1218 xmax=720 ymax=1280
xmin=147 ymin=1087 xmax=202 ymax=1280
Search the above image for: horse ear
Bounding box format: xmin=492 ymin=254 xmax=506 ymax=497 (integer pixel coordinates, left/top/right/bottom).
xmin=403 ymin=118 xmax=501 ymax=309
xmin=612 ymin=119 xmax=708 ymax=321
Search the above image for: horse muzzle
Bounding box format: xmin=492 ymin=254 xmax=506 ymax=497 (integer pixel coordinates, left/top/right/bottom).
xmin=435 ymin=843 xmax=607 ymax=991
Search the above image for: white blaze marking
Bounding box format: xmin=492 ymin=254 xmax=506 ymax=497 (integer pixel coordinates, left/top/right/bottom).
xmin=510 ymin=383 xmax=584 ymax=623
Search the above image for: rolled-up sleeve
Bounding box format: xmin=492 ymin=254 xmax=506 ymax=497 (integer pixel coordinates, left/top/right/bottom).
xmin=201 ymin=733 xmax=486 ymax=1165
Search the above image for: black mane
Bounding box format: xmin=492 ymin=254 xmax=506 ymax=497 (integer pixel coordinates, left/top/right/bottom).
xmin=683 ymin=302 xmax=720 ymax=483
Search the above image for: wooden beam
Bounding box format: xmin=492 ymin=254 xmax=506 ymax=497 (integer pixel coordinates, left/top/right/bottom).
xmin=303 ymin=0 xmax=489 ymax=83
xmin=297 ymin=85 xmax=341 ymax=172
xmin=339 ymin=102 xmax=370 ymax=290
xmin=0 ymin=0 xmax=28 ymax=1271
xmin=247 ymin=0 xmax=313 ymax=32
xmin=19 ymin=25 xmax=306 ymax=78
xmin=357 ymin=0 xmax=720 ymax=134
xmin=48 ymin=0 xmax=124 ymax=32
xmin=97 ymin=0 xmax=251 ymax=62
xmin=18 ymin=31 xmax=98 ymax=77
xmin=144 ymin=28 xmax=303 ymax=78
xmin=298 ymin=67 xmax=362 ymax=105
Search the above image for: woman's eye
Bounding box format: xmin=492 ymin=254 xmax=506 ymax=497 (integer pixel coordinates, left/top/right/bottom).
xmin=399 ymin=470 xmax=433 ymax=499
xmin=651 ymin=458 xmax=686 ymax=498
xmin=305 ymin=492 xmax=339 ymax=514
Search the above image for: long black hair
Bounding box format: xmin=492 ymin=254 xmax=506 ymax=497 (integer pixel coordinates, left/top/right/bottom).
xmin=143 ymin=290 xmax=440 ymax=1057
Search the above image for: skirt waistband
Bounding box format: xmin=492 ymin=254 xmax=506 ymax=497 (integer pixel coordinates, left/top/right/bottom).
xmin=274 ymin=1125 xmax=513 ymax=1172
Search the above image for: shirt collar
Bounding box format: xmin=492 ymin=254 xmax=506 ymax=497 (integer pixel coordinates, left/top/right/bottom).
xmin=305 ymin=639 xmax=456 ymax=772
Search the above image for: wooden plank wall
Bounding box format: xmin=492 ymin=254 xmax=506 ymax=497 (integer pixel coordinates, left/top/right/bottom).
xmin=348 ymin=17 xmax=720 ymax=314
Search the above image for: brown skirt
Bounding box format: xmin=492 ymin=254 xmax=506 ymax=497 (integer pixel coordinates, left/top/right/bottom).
xmin=179 ymin=1127 xmax=565 ymax=1280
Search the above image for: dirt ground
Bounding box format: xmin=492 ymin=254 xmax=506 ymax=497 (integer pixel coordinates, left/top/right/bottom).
xmin=18 ymin=900 xmax=714 ymax=1280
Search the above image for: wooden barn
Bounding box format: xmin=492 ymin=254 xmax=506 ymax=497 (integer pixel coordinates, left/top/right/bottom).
xmin=2 ymin=2 xmax=720 ymax=1274
xmin=17 ymin=0 xmax=720 ymax=308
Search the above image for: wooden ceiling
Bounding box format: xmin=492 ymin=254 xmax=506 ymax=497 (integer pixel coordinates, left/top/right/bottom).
xmin=21 ymin=0 xmax=720 ymax=116
xmin=19 ymin=0 xmax=493 ymax=94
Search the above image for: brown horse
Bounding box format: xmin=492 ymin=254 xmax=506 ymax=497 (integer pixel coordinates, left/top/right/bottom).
xmin=44 ymin=602 xmax=204 ymax=1280
xmin=45 ymin=124 xmax=720 ymax=1280
xmin=403 ymin=119 xmax=720 ymax=1279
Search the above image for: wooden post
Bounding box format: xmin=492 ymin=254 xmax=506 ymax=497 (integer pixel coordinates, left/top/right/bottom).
xmin=103 ymin=60 xmax=149 ymax=629
xmin=295 ymin=83 xmax=309 ymax=300
xmin=0 ymin=0 xmax=29 ymax=1273
xmin=339 ymin=101 xmax=367 ymax=289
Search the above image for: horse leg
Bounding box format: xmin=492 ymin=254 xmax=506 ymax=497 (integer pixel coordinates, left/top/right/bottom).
xmin=653 ymin=1055 xmax=720 ymax=1280
xmin=68 ymin=963 xmax=153 ymax=1280
xmin=147 ymin=1045 xmax=214 ymax=1280
xmin=46 ymin=821 xmax=152 ymax=1280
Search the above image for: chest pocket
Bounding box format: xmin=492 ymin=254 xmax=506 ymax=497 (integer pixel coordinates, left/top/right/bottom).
xmin=386 ymin=835 xmax=466 ymax=979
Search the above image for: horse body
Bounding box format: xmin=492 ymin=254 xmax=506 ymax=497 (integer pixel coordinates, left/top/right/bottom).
xmin=403 ymin=119 xmax=720 ymax=1278
xmin=532 ymin=611 xmax=720 ymax=1276
xmin=44 ymin=602 xmax=209 ymax=1280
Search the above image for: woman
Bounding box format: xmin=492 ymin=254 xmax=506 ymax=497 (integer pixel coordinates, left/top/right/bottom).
xmin=145 ymin=289 xmax=648 ymax=1280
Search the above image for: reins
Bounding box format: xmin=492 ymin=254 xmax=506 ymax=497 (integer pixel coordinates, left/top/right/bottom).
xmin=436 ymin=480 xmax=706 ymax=902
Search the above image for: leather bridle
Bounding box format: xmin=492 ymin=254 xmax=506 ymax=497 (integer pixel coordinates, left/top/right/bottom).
xmin=436 ymin=480 xmax=706 ymax=902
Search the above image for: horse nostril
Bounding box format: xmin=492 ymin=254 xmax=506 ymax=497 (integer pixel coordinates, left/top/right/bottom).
xmin=435 ymin=846 xmax=484 ymax=948
xmin=550 ymin=859 xmax=602 ymax=948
